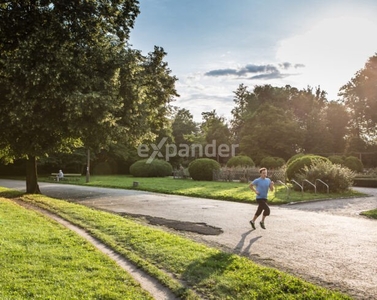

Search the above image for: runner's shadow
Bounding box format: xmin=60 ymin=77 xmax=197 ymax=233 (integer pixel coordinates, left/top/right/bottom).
xmin=234 ymin=230 xmax=262 ymax=255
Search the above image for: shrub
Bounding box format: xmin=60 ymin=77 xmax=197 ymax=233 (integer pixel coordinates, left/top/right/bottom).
xmin=344 ymin=156 xmax=364 ymax=173
xmin=353 ymin=178 xmax=377 ymax=187
xmin=226 ymin=155 xmax=255 ymax=168
xmin=286 ymin=155 xmax=329 ymax=181
xmin=129 ymin=159 xmax=172 ymax=177
xmin=286 ymin=153 xmax=305 ymax=166
xmin=188 ymin=158 xmax=220 ymax=181
xmin=328 ymin=155 xmax=344 ymax=165
xmin=260 ymin=156 xmax=285 ymax=169
xmin=296 ymin=159 xmax=355 ymax=193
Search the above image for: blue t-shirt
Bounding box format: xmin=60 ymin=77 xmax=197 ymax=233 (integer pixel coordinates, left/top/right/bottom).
xmin=252 ymin=177 xmax=271 ymax=199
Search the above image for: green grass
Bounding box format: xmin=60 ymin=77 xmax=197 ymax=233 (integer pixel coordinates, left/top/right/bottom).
xmin=39 ymin=175 xmax=365 ymax=204
xmin=0 ymin=197 xmax=153 ymax=300
xmin=360 ymin=209 xmax=377 ymax=219
xmin=0 ymin=187 xmax=351 ymax=300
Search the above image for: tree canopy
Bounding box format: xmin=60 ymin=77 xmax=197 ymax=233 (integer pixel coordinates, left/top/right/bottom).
xmin=0 ymin=1 xmax=178 ymax=192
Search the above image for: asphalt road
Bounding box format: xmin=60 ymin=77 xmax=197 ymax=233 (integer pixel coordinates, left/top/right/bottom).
xmin=1 ymin=179 xmax=376 ymax=299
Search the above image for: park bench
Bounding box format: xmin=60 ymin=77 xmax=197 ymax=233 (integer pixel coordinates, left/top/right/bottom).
xmin=50 ymin=173 xmax=81 ymax=182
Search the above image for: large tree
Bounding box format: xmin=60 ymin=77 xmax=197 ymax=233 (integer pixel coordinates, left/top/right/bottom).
xmin=171 ymin=107 xmax=198 ymax=146
xmin=0 ymin=1 xmax=177 ymax=193
xmin=200 ymin=110 xmax=232 ymax=163
xmin=339 ymin=53 xmax=377 ymax=140
xmin=240 ymin=104 xmax=303 ymax=163
xmin=324 ymin=102 xmax=350 ymax=154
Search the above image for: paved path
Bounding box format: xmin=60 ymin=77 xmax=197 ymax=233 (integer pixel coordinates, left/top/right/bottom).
xmin=1 ymin=179 xmax=377 ymax=299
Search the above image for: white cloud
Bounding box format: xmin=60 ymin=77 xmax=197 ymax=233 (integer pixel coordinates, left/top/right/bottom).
xmin=175 ymin=73 xmax=236 ymax=122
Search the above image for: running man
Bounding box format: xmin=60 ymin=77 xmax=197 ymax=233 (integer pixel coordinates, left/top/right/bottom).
xmin=249 ymin=167 xmax=274 ymax=229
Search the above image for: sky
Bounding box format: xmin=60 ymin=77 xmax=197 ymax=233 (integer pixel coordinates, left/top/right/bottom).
xmin=129 ymin=0 xmax=377 ymax=122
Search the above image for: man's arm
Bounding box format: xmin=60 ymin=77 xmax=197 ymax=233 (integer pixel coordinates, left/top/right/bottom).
xmin=269 ymin=181 xmax=274 ymax=191
xmin=249 ymin=182 xmax=259 ymax=194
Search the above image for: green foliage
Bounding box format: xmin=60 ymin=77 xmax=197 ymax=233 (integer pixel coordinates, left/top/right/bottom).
xmin=172 ymin=108 xmax=198 ymax=146
xmin=129 ymin=159 xmax=172 ymax=177
xmin=353 ymin=178 xmax=377 ymax=188
xmin=240 ymin=104 xmax=304 ymax=161
xmin=286 ymin=155 xmax=329 ymax=181
xmin=0 ymin=2 xmax=178 ymax=192
xmin=344 ymin=156 xmax=364 ymax=173
xmin=93 ymin=162 xmax=113 ymax=175
xmin=296 ymin=159 xmax=355 ymax=193
xmin=328 ymin=155 xmax=344 ymax=165
xmin=286 ymin=153 xmax=305 ymax=166
xmin=188 ymin=158 xmax=220 ymax=181
xmin=226 ymin=155 xmax=255 ymax=168
xmin=260 ymin=156 xmax=285 ymax=169
xmin=340 ymin=54 xmax=377 ymax=138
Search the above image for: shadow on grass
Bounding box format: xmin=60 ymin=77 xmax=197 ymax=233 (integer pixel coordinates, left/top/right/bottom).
xmin=182 ymin=252 xmax=237 ymax=295
xmin=0 ymin=188 xmax=24 ymax=198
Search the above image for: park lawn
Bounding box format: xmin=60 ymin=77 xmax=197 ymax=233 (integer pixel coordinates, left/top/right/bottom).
xmin=0 ymin=187 xmax=351 ymax=300
xmin=360 ymin=209 xmax=377 ymax=219
xmin=0 ymin=197 xmax=153 ymax=300
xmin=40 ymin=175 xmax=365 ymax=204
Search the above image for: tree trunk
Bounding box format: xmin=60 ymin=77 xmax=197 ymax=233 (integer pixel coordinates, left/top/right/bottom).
xmin=26 ymin=156 xmax=41 ymax=194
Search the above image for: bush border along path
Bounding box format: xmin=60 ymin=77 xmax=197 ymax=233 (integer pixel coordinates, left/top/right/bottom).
xmin=0 ymin=187 xmax=351 ymax=299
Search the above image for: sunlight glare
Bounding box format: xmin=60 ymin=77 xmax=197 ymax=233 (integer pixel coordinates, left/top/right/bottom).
xmin=276 ymin=15 xmax=377 ymax=99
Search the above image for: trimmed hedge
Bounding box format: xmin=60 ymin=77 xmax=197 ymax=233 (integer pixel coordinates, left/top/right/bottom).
xmin=226 ymin=155 xmax=255 ymax=168
xmin=286 ymin=153 xmax=305 ymax=166
xmin=344 ymin=156 xmax=364 ymax=173
xmin=353 ymin=178 xmax=377 ymax=187
xmin=328 ymin=155 xmax=344 ymax=165
xmin=286 ymin=155 xmax=329 ymax=181
xmin=129 ymin=159 xmax=172 ymax=177
xmin=188 ymin=158 xmax=220 ymax=181
xmin=260 ymin=156 xmax=285 ymax=169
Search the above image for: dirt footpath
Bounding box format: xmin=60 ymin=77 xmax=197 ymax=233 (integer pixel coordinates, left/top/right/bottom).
xmin=1 ymin=180 xmax=377 ymax=299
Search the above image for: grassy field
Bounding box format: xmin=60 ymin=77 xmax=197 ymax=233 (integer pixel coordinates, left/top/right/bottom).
xmin=39 ymin=175 xmax=365 ymax=204
xmin=0 ymin=195 xmax=152 ymax=299
xmin=0 ymin=187 xmax=351 ymax=299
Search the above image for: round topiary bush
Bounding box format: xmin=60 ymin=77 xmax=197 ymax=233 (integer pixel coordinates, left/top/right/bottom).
xmin=188 ymin=158 xmax=220 ymax=181
xmin=226 ymin=155 xmax=255 ymax=168
xmin=286 ymin=153 xmax=305 ymax=166
xmin=129 ymin=159 xmax=173 ymax=177
xmin=344 ymin=156 xmax=364 ymax=173
xmin=328 ymin=155 xmax=344 ymax=165
xmin=286 ymin=155 xmax=329 ymax=181
xmin=260 ymin=156 xmax=285 ymax=169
